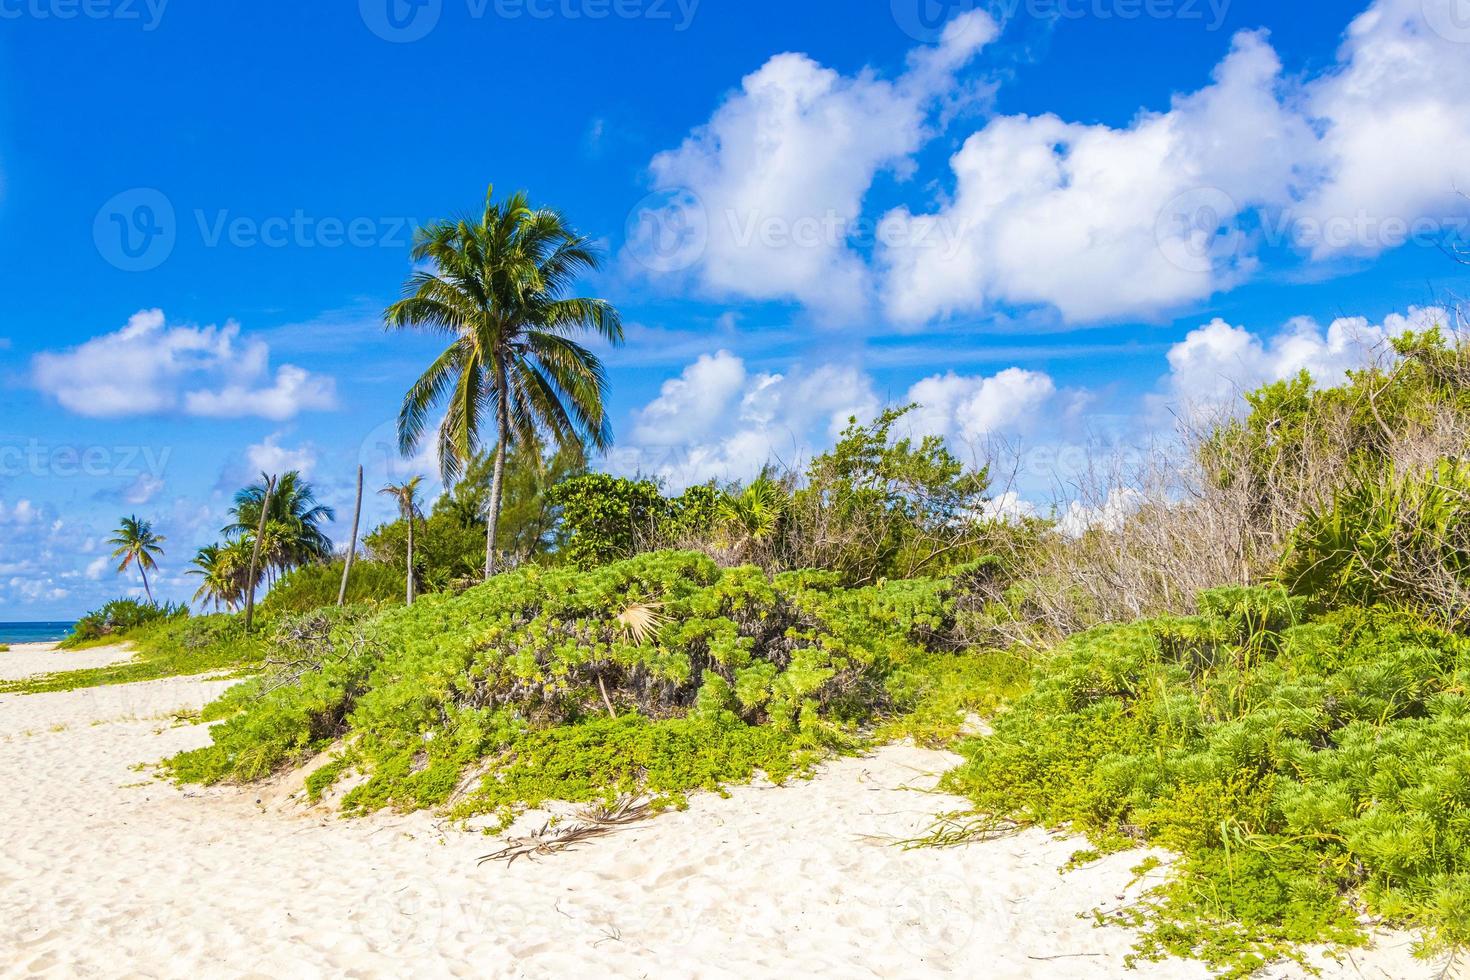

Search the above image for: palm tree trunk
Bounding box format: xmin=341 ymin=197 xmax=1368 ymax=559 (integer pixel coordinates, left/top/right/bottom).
xmin=406 ymin=512 xmax=416 ymax=606
xmin=338 ymin=465 xmax=364 ymax=607
xmin=139 ymin=562 xmax=153 ymax=604
xmin=485 ymin=364 xmax=510 ymax=579
xmin=244 ymin=475 xmax=276 ymax=633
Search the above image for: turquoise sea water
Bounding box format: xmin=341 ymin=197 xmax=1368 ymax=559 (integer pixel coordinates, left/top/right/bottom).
xmin=0 ymin=622 xmax=74 ymax=644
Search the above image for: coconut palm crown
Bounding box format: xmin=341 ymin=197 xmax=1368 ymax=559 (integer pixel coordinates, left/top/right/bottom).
xmin=387 ymin=186 xmax=623 ymax=577
xmin=109 ymin=515 xmax=166 ymax=603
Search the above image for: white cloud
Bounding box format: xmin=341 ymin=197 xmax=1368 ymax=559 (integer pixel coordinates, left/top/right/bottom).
xmin=613 ymin=353 xmax=1064 ymax=490
xmin=628 ymin=11 xmax=998 ymax=320
xmin=32 ymin=309 xmax=337 ymax=420
xmin=904 ymin=367 xmax=1057 ymax=447
xmin=1160 ymin=305 xmax=1452 ymax=408
xmin=879 ymin=31 xmax=1311 ymax=324
xmin=1292 ymin=0 xmax=1470 ymax=260
xmin=85 ymin=556 xmax=110 ymax=581
xmin=246 ymin=432 xmax=318 ymax=478
xmin=120 ymin=473 xmax=165 ymax=506
xmin=1057 ymin=489 xmax=1145 ymax=538
xmin=611 ymin=353 xmax=880 ymax=488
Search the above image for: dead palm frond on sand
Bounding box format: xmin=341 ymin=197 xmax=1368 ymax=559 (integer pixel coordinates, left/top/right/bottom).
xmin=478 ymin=797 xmax=656 ymax=866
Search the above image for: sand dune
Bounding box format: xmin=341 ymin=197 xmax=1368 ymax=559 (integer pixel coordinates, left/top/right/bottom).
xmin=0 ymin=643 xmax=1446 ymax=978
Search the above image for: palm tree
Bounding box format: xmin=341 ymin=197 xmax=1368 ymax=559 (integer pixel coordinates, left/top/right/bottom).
xmin=379 ymin=476 xmax=424 ymax=606
xmin=224 ymin=471 xmax=335 ymax=578
xmin=109 ymin=515 xmax=165 ymax=603
xmin=719 ymin=476 xmax=787 ymax=558
xmin=387 ymin=186 xmax=623 ymax=578
xmin=189 ymin=543 xmax=247 ymax=612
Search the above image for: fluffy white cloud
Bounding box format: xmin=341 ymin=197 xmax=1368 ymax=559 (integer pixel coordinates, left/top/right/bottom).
xmin=613 ymin=353 xmax=1063 ymax=490
xmin=1160 ymin=305 xmax=1452 ymax=407
xmin=879 ymin=31 xmax=1311 ymax=324
xmin=629 ymin=12 xmax=998 ymax=319
xmin=904 ymin=367 xmax=1058 ymax=448
xmin=611 ymin=352 xmax=880 ymax=488
xmin=245 ymin=432 xmax=318 ymax=478
xmin=1292 ymin=0 xmax=1470 ymax=260
xmin=32 ymin=309 xmax=337 ymax=420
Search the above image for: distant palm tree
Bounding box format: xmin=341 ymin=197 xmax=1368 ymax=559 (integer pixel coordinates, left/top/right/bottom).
xmin=224 ymin=471 xmax=335 ymax=579
xmin=109 ymin=515 xmax=165 ymax=603
xmin=387 ymin=186 xmax=623 ymax=578
xmin=189 ymin=542 xmax=249 ymax=612
xmin=379 ymin=476 xmax=424 ymax=606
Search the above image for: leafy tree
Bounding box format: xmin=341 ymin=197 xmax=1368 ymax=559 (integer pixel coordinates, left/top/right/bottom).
xmin=224 ymin=472 xmax=335 ymax=580
xmin=548 ymin=474 xmax=670 ymax=568
xmin=786 ymin=407 xmax=992 ymax=583
xmin=366 ymin=442 xmax=584 ymax=590
xmin=387 ymin=186 xmax=623 ymax=578
xmin=379 ymin=476 xmax=424 ymax=605
xmin=109 ymin=515 xmax=166 ymax=603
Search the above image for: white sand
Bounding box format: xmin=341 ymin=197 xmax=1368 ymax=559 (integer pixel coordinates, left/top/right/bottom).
xmin=0 ymin=643 xmax=1447 ymax=979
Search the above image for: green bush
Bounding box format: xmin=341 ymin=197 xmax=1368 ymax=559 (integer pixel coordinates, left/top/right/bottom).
xmin=61 ymin=598 xmax=187 ymax=648
xmin=165 ymin=551 xmax=982 ymax=824
xmin=942 ymin=587 xmax=1470 ymax=974
xmin=258 ymin=560 xmax=406 ymax=619
xmin=1283 ymin=461 xmax=1470 ymax=625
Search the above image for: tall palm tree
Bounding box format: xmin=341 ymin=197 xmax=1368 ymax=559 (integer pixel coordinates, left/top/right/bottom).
xmin=109 ymin=515 xmax=165 ymax=603
xmin=189 ymin=543 xmax=247 ymax=612
xmin=387 ymin=186 xmax=623 ymax=578
xmin=224 ymin=471 xmax=335 ymax=577
xmin=379 ymin=476 xmax=424 ymax=606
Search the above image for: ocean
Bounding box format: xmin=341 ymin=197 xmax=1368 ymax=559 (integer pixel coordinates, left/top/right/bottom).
xmin=0 ymin=622 xmax=75 ymax=644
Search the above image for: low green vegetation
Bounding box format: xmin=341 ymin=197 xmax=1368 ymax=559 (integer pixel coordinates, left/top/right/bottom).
xmin=61 ymin=598 xmax=187 ymax=649
xmin=5 ymin=615 xmax=264 ymax=694
xmin=942 ymin=589 xmax=1470 ymax=974
xmin=163 ymin=551 xmax=1005 ymax=826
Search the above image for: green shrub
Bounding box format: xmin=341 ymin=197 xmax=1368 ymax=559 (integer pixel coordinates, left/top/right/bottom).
xmin=941 ymin=588 xmax=1470 ymax=974
xmin=258 ymin=560 xmax=406 ymax=619
xmin=61 ymin=598 xmax=187 ymax=648
xmin=1283 ymin=461 xmax=1470 ymax=625
xmin=165 ymin=551 xmax=975 ymax=824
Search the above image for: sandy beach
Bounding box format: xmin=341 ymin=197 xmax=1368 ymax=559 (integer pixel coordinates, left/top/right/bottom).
xmin=0 ymin=642 xmax=1447 ymax=979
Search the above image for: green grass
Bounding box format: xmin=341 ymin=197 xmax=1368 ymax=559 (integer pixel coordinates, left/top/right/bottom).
xmin=0 ymin=615 xmax=265 ymax=694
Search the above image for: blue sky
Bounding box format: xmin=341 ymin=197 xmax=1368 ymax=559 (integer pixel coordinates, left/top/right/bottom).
xmin=1 ymin=0 xmax=1468 ymax=618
